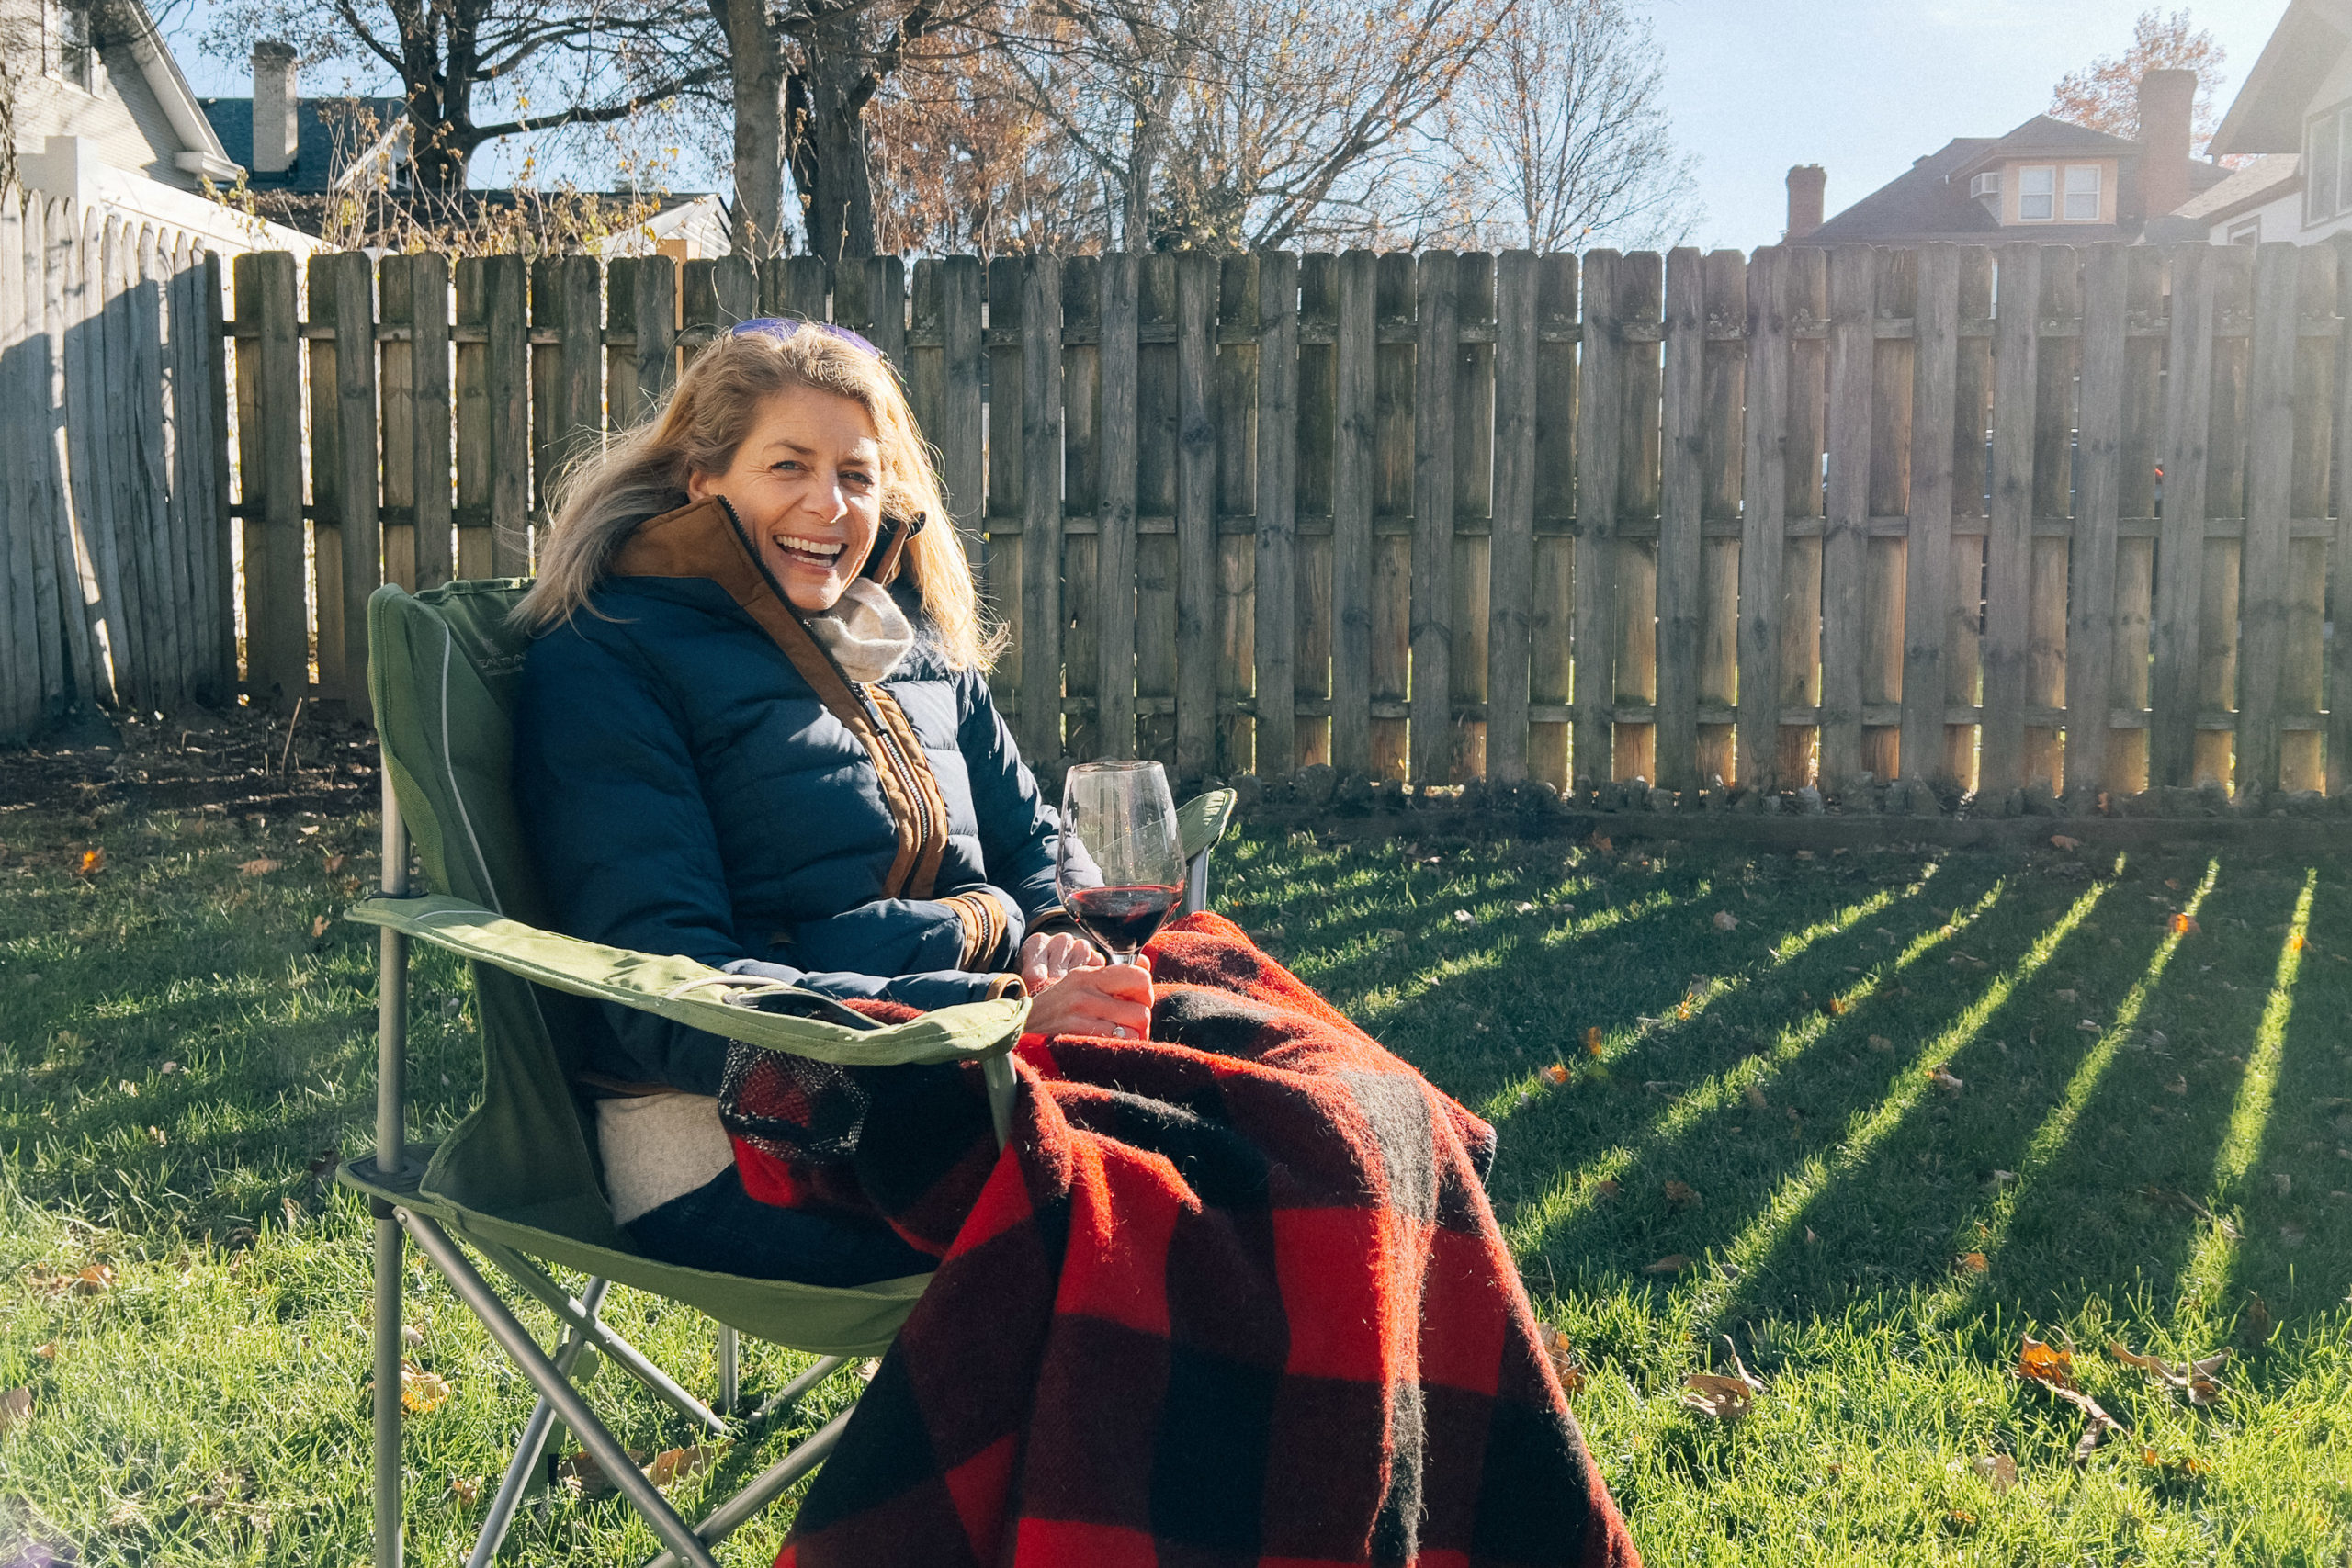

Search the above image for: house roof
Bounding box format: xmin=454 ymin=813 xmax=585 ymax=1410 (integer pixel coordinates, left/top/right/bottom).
xmin=112 ymin=0 xmax=240 ymax=181
xmin=198 ymin=96 xmax=409 ymax=194
xmin=2170 ymin=152 xmax=2301 ymax=225
xmin=2212 ymin=0 xmax=2352 ymax=156
xmin=1805 ymin=112 xmax=2230 ymax=244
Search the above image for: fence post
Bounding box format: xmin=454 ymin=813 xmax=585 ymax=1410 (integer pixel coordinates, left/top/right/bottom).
xmin=2236 ymin=242 xmax=2301 ymax=796
xmin=1655 ymin=246 xmax=1705 ymax=795
xmin=1174 ymin=250 xmax=1218 ymax=784
xmin=1330 ymin=250 xmax=1377 ymax=778
xmin=1572 ymin=250 xmax=1621 ymax=788
xmin=326 ymin=251 xmax=381 ymax=701
xmin=1094 ymin=254 xmax=1139 ymax=763
xmin=1018 ymin=254 xmax=1065 ymax=766
xmin=1529 ymin=253 xmax=1578 ymax=792
xmin=234 ymin=250 xmax=302 ymax=705
xmin=1487 ymin=250 xmax=1537 ymax=785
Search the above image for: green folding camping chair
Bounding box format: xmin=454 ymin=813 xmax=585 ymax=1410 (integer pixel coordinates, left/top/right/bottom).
xmin=337 ymin=578 xmax=1238 ymax=1568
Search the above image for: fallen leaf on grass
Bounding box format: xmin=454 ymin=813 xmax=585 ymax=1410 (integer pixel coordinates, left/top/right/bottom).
xmin=2017 ymin=1337 xmax=2075 ymax=1388
xmin=2109 ymin=1342 xmax=2228 ymax=1406
xmin=2138 ymin=1446 xmax=2212 ymax=1478
xmin=400 ymin=1362 xmax=453 ymax=1415
xmin=311 ymin=914 xmax=331 ymax=939
xmin=1928 ymin=1066 xmax=1965 ymax=1095
xmin=75 ymin=849 xmax=106 ymax=878
xmin=645 ymin=1444 xmax=723 ymax=1490
xmin=558 ymin=1447 xmax=652 ymax=1500
xmin=451 ymin=1475 xmax=482 ymax=1509
xmin=1825 ymin=996 xmax=1849 ymax=1016
xmin=1584 ymin=1026 xmax=1605 ymax=1056
xmin=1868 ymin=1034 xmax=1894 ymax=1054
xmin=1588 ymin=833 xmax=1612 ymax=855
xmin=0 ymin=1387 xmax=30 ymax=1435
xmin=1452 ymin=909 xmax=1476 ymax=927
xmin=1744 ymin=1082 xmax=1769 ymax=1110
xmin=2055 ymin=988 xmax=2078 ymax=1002
xmin=32 ymin=1343 xmax=56 ymax=1361
xmin=1539 ymin=1325 xmax=1586 ymax=1393
xmin=239 ymin=858 xmax=282 ymax=877
xmin=2169 ymin=913 xmax=2200 ymax=936
xmin=2165 ymin=1075 xmax=2188 ymax=1096
xmin=1955 ymin=1251 xmax=1989 ymax=1274
xmin=1681 ymin=1339 xmax=1764 ymax=1421
xmin=324 ymin=853 xmax=347 ymax=875
xmin=1375 ymin=928 xmax=1406 ymax=945
xmin=1713 ymin=909 xmax=1739 ymax=931
xmin=2243 ymin=1293 xmax=2273 ymax=1345
xmin=38 ymin=1264 xmax=114 ymax=1299
xmin=2031 ymin=1377 xmax=2123 ymax=1462
xmin=1972 ymin=1454 xmax=2018 ymax=1493
xmin=146 ymin=1125 xmax=167 ymax=1146
xmin=1642 ymin=1254 xmax=1691 ymax=1275
xmin=1541 ymin=1063 xmax=1569 ymax=1086
xmin=1663 ymin=1180 xmax=1702 ymax=1209
xmin=2051 ymin=835 xmax=2080 ymax=852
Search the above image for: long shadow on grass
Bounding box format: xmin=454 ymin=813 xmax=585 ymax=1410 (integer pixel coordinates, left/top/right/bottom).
xmin=1530 ymin=857 xmax=2125 ymax=1327
xmin=1507 ymin=860 xmax=2057 ymax=1288
xmin=1369 ymin=855 xmax=1945 ymax=1118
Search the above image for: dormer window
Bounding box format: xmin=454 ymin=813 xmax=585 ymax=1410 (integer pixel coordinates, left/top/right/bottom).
xmin=1969 ymin=171 xmax=2000 ymax=217
xmin=44 ymin=0 xmax=97 ymax=93
xmin=2064 ymin=164 xmax=2101 ymax=221
xmin=2018 ymin=166 xmax=2054 ymax=221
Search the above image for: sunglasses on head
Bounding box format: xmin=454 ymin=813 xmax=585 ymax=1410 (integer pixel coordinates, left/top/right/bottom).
xmin=729 ymin=316 xmax=883 ymax=360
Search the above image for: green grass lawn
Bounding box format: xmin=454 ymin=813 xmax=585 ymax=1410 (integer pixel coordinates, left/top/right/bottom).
xmin=2 ymin=795 xmax=2348 ymax=1564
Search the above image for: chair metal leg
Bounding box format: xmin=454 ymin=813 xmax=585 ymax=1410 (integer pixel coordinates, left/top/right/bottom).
xmin=374 ymin=764 xmax=411 ymax=1568
xmin=465 ymin=1277 xmax=614 ymax=1568
xmin=466 ymin=1235 xmax=729 ymax=1436
xmin=399 ymin=1209 xmax=723 ymax=1568
xmin=749 ymin=1354 xmax=852 ymax=1425
xmin=715 ymin=1325 xmax=738 ymax=1416
xmin=638 ymin=1407 xmax=853 ymax=1568
xmin=1183 ymin=844 xmax=1212 ymax=916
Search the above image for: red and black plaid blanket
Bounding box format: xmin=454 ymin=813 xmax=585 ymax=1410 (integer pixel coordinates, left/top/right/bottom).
xmin=729 ymin=913 xmax=1639 ymax=1568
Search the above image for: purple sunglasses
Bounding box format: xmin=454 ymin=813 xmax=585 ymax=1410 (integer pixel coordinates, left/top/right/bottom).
xmin=730 ymin=316 xmax=884 ymax=360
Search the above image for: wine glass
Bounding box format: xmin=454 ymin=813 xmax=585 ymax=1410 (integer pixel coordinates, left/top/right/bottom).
xmin=1057 ymin=761 xmax=1186 ymax=968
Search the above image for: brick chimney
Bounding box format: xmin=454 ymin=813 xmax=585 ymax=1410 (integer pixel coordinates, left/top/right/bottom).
xmin=251 ymin=41 xmax=300 ymax=175
xmin=2137 ymin=68 xmax=2196 ymax=221
xmin=1786 ymin=164 xmax=1826 ymax=242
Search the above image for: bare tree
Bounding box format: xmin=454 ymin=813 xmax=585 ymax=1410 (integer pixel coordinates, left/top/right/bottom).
xmin=1435 ymin=0 xmax=1696 ymax=253
xmin=205 ymin=0 xmax=721 ymax=198
xmin=988 ymin=0 xmax=1496 ymax=252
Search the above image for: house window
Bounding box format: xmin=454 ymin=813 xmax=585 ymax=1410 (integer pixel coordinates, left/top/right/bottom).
xmin=2308 ymin=100 xmax=2352 ymax=224
xmin=2227 ymin=218 xmax=2261 ymax=246
xmin=43 ymin=0 xmax=96 ymax=92
xmin=2018 ymin=165 xmax=2055 ymax=221
xmin=2064 ymin=164 xmax=2102 ymax=221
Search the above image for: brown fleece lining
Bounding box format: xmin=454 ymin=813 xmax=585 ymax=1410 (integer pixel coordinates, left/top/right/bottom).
xmin=611 ymin=496 xmax=951 ymax=901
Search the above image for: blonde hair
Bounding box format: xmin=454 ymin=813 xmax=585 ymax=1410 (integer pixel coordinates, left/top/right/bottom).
xmin=514 ymin=324 xmax=1001 ymax=671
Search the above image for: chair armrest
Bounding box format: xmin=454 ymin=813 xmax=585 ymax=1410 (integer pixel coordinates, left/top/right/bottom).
xmin=1177 ymin=789 xmax=1238 ymax=863
xmin=345 ymin=894 xmax=1028 ymax=1066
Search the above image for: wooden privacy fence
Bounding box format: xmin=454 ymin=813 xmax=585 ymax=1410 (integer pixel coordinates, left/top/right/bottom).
xmin=212 ymin=240 xmax=2352 ymax=801
xmin=0 ymin=186 xmax=232 ymax=743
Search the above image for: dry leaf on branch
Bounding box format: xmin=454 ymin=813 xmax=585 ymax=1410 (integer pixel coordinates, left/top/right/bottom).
xmin=1539 ymin=1325 xmax=1586 ymax=1394
xmin=0 ymin=1387 xmax=30 ymax=1436
xmin=1713 ymin=910 xmax=1739 ymax=931
xmin=1681 ymin=1337 xmax=1764 ymax=1421
xmin=399 ymin=1361 xmax=453 ymax=1415
xmin=2109 ymin=1342 xmax=2228 ymax=1406
xmin=1641 ymin=1254 xmax=1692 ymax=1275
xmin=1972 ymin=1453 xmax=2018 ymax=1493
xmin=239 ymin=858 xmax=282 ymax=877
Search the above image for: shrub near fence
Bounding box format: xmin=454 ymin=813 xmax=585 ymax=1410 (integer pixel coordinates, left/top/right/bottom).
xmin=105 ymin=242 xmax=2352 ymax=806
xmin=0 ymin=186 xmax=233 ymax=742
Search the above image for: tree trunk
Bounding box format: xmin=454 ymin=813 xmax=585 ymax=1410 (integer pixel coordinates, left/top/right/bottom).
xmin=725 ymin=0 xmax=792 ymax=259
xmin=790 ymin=10 xmax=878 ymax=262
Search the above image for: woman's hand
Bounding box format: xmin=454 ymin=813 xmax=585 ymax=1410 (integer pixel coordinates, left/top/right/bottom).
xmin=1018 ymin=930 xmax=1107 ymax=992
xmin=1022 ymin=958 xmax=1153 ymax=1041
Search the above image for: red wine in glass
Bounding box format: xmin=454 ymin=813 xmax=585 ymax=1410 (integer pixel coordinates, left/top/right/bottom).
xmin=1066 ymin=884 xmax=1183 ymax=955
xmin=1058 ymin=761 xmax=1186 ymax=967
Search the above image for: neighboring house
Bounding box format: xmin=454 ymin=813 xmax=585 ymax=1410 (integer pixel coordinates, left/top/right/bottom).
xmin=5 ymin=0 xmax=313 ymax=252
xmin=1782 ymin=70 xmax=2230 ymax=247
xmin=2205 ymin=0 xmax=2352 ymax=243
xmin=198 ymin=42 xmax=730 ymax=258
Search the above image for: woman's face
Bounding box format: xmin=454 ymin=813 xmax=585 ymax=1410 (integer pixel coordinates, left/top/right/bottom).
xmin=688 ymin=385 xmax=884 ymax=615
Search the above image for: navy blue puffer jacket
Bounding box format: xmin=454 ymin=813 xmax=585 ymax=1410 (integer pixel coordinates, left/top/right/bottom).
xmin=513 ymin=549 xmax=1061 ymax=1098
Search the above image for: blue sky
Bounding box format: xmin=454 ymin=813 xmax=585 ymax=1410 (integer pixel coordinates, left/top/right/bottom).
xmin=163 ymin=0 xmax=2287 ymax=248
xmin=1656 ymin=0 xmax=2281 ymax=250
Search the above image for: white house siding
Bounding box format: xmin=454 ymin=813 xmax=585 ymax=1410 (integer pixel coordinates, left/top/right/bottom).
xmin=2208 ymin=190 xmax=2313 ymax=244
